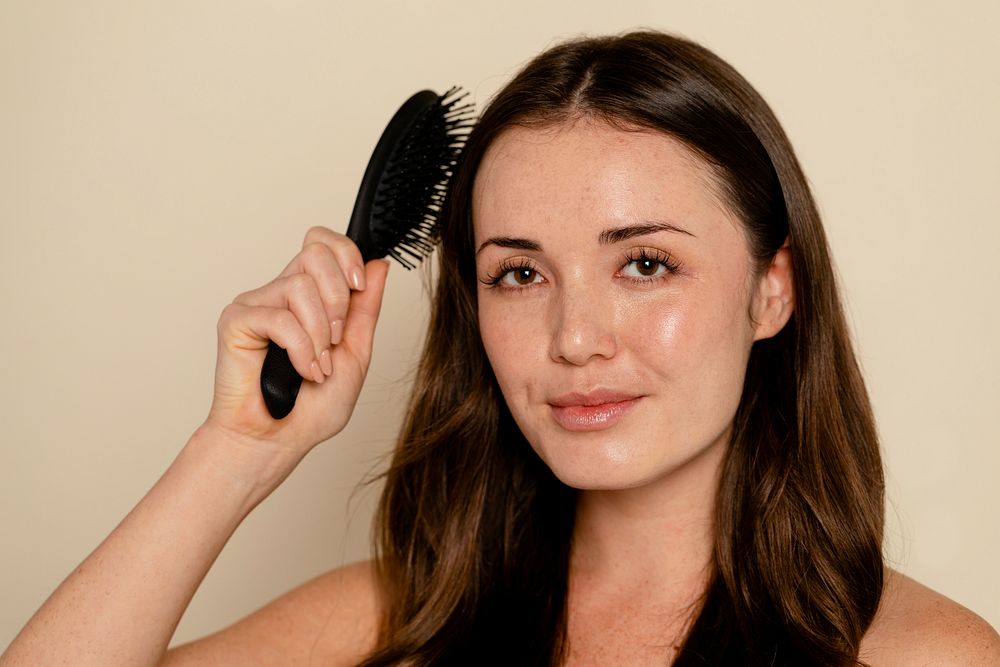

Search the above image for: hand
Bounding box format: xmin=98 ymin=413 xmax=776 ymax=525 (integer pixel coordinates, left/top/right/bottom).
xmin=201 ymin=226 xmax=389 ymax=462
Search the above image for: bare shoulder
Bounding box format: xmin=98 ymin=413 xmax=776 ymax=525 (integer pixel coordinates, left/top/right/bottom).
xmin=860 ymin=568 xmax=1000 ymax=666
xmin=163 ymin=559 xmax=381 ymax=666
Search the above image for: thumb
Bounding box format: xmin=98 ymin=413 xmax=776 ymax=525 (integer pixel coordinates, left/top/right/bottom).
xmin=340 ymin=259 xmax=390 ymax=361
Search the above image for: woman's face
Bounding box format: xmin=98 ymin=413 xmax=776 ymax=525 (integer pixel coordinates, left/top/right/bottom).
xmin=473 ymin=119 xmax=776 ymax=491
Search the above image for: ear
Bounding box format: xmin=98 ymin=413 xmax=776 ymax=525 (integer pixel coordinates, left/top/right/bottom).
xmin=751 ymin=239 xmax=795 ymax=341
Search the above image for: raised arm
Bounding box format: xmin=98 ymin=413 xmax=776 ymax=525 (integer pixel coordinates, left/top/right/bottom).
xmin=1 ymin=227 xmax=389 ymax=667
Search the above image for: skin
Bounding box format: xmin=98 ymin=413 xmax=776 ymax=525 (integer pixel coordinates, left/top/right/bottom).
xmin=473 ymin=120 xmax=765 ymax=493
xmin=3 ymin=121 xmax=998 ymax=667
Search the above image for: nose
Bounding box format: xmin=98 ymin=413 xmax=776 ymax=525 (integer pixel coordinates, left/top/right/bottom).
xmin=548 ymin=288 xmax=618 ymax=365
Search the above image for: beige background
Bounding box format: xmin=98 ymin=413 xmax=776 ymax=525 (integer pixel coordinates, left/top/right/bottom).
xmin=2 ymin=0 xmax=998 ymax=650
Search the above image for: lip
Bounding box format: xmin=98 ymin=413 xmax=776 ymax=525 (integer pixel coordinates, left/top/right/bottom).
xmin=548 ymin=390 xmax=642 ymax=432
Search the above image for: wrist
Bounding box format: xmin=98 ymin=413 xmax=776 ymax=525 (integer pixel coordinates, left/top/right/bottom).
xmin=185 ymin=422 xmax=306 ymax=510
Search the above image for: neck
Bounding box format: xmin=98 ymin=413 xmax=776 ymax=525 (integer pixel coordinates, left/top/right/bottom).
xmin=569 ymin=434 xmax=726 ymax=606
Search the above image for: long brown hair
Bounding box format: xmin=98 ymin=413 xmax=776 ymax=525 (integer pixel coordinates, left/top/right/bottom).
xmin=359 ymin=31 xmax=884 ymax=666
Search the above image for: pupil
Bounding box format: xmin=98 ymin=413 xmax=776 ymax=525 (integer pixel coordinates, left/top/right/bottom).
xmin=516 ymin=269 xmax=533 ymax=284
xmin=640 ymin=260 xmax=656 ymax=275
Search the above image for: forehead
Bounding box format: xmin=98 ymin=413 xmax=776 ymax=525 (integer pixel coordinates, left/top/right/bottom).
xmin=471 ymin=119 xmax=737 ymax=241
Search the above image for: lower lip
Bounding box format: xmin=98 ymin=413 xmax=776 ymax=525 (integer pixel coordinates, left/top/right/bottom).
xmin=549 ymin=398 xmax=641 ymax=432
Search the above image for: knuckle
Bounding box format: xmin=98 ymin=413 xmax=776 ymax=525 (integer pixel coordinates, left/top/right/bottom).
xmin=271 ymin=311 xmax=310 ymax=352
xmin=286 ymin=272 xmax=315 ymax=294
xmin=231 ymin=289 xmax=252 ymax=305
xmin=303 ymin=225 xmax=325 ymax=244
xmin=217 ymin=302 xmax=241 ymax=328
xmin=301 ymin=240 xmax=334 ymax=264
xmin=327 ymin=291 xmax=351 ymax=309
xmin=323 ymin=287 xmax=351 ymax=315
xmin=272 ymin=309 xmax=299 ymax=331
xmin=303 ymin=225 xmax=340 ymax=247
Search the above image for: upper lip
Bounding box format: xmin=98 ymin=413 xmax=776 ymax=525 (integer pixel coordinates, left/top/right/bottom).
xmin=548 ymin=390 xmax=642 ymax=407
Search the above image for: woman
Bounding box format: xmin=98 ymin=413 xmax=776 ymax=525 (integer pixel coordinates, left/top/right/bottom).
xmin=3 ymin=30 xmax=997 ymax=667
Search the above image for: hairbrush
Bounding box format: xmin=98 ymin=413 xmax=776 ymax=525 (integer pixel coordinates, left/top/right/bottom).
xmin=260 ymin=87 xmax=474 ymax=419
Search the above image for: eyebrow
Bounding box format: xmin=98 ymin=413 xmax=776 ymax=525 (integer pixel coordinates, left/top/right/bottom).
xmin=476 ymin=221 xmax=694 ymax=254
xmin=598 ymin=221 xmax=696 ymax=245
xmin=476 ymin=236 xmax=542 ymax=254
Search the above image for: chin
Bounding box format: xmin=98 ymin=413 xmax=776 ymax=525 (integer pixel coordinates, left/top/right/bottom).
xmin=545 ymin=461 xmax=663 ymax=491
xmin=529 ymin=436 xmax=662 ymax=491
xmin=525 ymin=423 xmax=730 ymax=493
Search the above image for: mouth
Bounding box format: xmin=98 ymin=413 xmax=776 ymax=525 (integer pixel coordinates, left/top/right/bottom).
xmin=547 ymin=390 xmax=643 ymax=432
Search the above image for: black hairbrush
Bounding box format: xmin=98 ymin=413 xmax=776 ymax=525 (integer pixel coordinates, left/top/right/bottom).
xmin=260 ymin=88 xmax=474 ymax=419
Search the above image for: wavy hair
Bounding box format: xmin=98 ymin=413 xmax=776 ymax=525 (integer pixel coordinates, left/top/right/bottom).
xmin=359 ymin=30 xmax=884 ymax=666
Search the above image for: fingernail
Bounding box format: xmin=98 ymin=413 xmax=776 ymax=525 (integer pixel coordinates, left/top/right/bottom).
xmin=319 ymin=348 xmax=332 ymax=376
xmin=350 ymin=267 xmax=366 ymax=291
xmin=310 ymin=359 xmax=325 ymax=384
xmin=330 ymin=319 xmax=344 ymax=345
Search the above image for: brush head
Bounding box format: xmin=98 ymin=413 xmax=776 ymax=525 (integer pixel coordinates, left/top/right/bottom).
xmin=346 ymin=87 xmax=475 ymax=268
xmin=261 ymin=88 xmax=475 ymax=420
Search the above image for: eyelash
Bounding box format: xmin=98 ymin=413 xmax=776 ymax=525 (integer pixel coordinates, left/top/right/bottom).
xmin=481 ymin=248 xmax=683 ymax=290
xmin=621 ymin=248 xmax=682 ymax=284
xmin=481 ymin=257 xmax=541 ymax=289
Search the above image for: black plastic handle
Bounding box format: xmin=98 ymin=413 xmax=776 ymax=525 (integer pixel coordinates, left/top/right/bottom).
xmin=260 ymin=341 xmax=302 ymax=420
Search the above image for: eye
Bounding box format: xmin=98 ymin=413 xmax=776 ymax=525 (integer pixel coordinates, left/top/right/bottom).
xmin=503 ymin=267 xmax=541 ymax=286
xmin=620 ymin=249 xmax=681 ymax=281
xmin=481 ymin=259 xmax=545 ymax=289
xmin=624 ymin=257 xmax=666 ymax=278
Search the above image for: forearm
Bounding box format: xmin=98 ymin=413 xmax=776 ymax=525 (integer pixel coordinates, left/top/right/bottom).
xmin=1 ymin=425 xmax=301 ymax=667
xmin=3 ymin=230 xmax=388 ymax=666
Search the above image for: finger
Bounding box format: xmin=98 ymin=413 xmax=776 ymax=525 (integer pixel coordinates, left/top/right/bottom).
xmin=282 ymin=226 xmax=367 ymax=291
xmin=280 ymin=242 xmax=352 ymax=344
xmin=219 ymin=303 xmax=326 ymax=384
xmin=339 ymin=259 xmax=390 ymax=367
xmin=233 ymin=273 xmax=332 ymax=371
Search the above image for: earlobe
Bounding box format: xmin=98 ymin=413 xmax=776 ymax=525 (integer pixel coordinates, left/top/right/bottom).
xmin=752 ymin=240 xmax=795 ymax=341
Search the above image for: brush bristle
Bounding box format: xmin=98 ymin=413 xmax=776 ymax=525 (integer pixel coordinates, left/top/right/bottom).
xmin=371 ymin=87 xmax=475 ymax=268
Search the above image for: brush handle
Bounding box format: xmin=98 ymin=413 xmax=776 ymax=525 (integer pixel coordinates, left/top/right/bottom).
xmin=260 ymin=341 xmax=302 ymax=420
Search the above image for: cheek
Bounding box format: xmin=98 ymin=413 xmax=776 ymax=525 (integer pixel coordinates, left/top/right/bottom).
xmin=622 ymin=296 xmax=683 ymax=355
xmin=626 ymin=281 xmax=754 ymax=400
xmin=478 ymin=298 xmax=541 ymax=393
